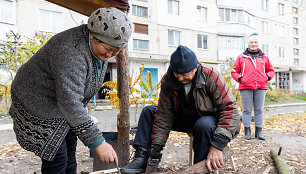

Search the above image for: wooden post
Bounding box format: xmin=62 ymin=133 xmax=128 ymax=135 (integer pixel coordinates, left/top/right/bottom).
xmin=116 ymin=46 xmax=130 ymax=167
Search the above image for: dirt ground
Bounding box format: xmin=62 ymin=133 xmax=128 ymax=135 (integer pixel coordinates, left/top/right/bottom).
xmin=0 ymin=113 xmax=305 ymax=174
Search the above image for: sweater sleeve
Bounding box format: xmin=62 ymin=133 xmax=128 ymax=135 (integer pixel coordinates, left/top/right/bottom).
xmin=50 ymin=49 xmax=103 ymax=147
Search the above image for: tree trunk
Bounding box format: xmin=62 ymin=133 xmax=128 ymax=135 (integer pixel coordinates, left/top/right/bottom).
xmin=176 ymin=146 xmax=233 ymax=174
xmin=116 ymin=46 xmax=130 ymax=167
xmin=270 ymin=148 xmax=292 ymax=174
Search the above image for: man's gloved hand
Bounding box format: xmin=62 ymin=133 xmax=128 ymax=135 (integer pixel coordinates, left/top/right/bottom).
xmin=150 ymin=144 xmax=163 ymax=159
xmin=147 ymin=144 xmax=163 ymax=166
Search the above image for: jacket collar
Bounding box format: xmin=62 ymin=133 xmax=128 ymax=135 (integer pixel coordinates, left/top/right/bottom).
xmin=164 ymin=64 xmax=205 ymax=90
xmin=242 ymin=48 xmax=265 ymax=58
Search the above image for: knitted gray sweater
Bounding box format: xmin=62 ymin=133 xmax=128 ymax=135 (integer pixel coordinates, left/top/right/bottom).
xmin=9 ymin=25 xmax=108 ymax=161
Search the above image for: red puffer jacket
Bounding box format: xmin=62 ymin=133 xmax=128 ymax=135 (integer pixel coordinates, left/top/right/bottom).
xmin=231 ymin=49 xmax=275 ymax=90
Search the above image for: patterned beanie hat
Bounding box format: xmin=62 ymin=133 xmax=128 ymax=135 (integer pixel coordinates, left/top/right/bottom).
xmin=170 ymin=45 xmax=199 ymax=74
xmin=88 ymin=7 xmax=132 ymax=48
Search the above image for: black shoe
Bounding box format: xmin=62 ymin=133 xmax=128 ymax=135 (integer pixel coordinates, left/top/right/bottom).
xmin=244 ymin=127 xmax=251 ymax=140
xmin=255 ymin=127 xmax=265 ymax=140
xmin=120 ymin=149 xmax=148 ymax=174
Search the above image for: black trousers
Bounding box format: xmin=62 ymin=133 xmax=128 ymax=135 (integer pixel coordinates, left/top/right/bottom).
xmin=133 ymin=105 xmax=217 ymax=163
xmin=41 ymin=129 xmax=77 ymax=174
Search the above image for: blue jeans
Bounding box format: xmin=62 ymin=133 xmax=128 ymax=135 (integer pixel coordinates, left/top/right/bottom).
xmin=133 ymin=105 xmax=217 ymax=163
xmin=240 ymin=89 xmax=267 ymax=127
xmin=41 ymin=130 xmax=77 ymax=174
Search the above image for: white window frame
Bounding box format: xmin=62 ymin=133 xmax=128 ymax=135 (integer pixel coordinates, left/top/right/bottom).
xmin=219 ymin=8 xmax=243 ymax=23
xmin=197 ymin=34 xmax=208 ymax=50
xmin=278 ymin=3 xmax=284 ymax=15
xmin=293 ymin=58 xmax=299 ymax=65
xmin=262 ymin=0 xmax=268 ymax=11
xmin=197 ymin=6 xmax=207 ymax=22
xmin=293 ymin=17 xmax=298 ymax=24
xmin=0 ymin=0 xmax=15 ymax=24
xmin=168 ymin=29 xmax=180 ymax=46
xmin=293 ymin=27 xmax=298 ymax=35
xmin=293 ymin=48 xmax=299 ymax=56
xmin=262 ymin=21 xmax=268 ymax=33
xmin=292 ymin=7 xmax=298 ymax=14
xmin=133 ymin=39 xmax=149 ymax=50
xmin=168 ymin=0 xmax=179 ymax=15
xmin=293 ymin=37 xmax=299 ymax=45
xmin=132 ymin=5 xmax=148 ymax=17
xmin=278 ymin=47 xmax=285 ymax=58
xmin=39 ymin=9 xmax=63 ymax=33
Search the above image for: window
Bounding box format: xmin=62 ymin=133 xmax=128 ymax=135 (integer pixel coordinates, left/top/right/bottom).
xmin=197 ymin=6 xmax=207 ymax=22
xmin=262 ymin=21 xmax=268 ymax=33
xmin=293 ymin=48 xmax=299 ymax=55
xmin=277 ymin=25 xmax=285 ymax=37
xmin=278 ymin=3 xmax=284 ymax=15
xmin=293 ymin=37 xmax=299 ymax=45
xmin=293 ymin=0 xmax=298 ymax=3
xmin=293 ymin=17 xmax=298 ymax=24
xmin=262 ymin=0 xmax=268 ymax=11
xmin=0 ymin=0 xmax=14 ymax=24
xmin=134 ymin=23 xmax=148 ymax=34
xmin=39 ymin=9 xmax=63 ymax=33
xmin=132 ymin=5 xmax=148 ymax=17
xmin=168 ymin=0 xmax=179 ymax=15
xmin=219 ymin=8 xmax=243 ymax=23
xmin=262 ymin=44 xmax=269 ymax=56
xmin=197 ymin=34 xmax=208 ymax=49
xmin=168 ymin=29 xmax=180 ymax=46
xmin=293 ymin=27 xmax=298 ymax=35
xmin=292 ymin=7 xmax=298 ymax=14
xmin=278 ymin=47 xmax=285 ymax=58
xmin=219 ymin=36 xmax=244 ymax=50
xmin=294 ymin=58 xmax=299 ymax=65
xmin=133 ymin=39 xmax=149 ymax=50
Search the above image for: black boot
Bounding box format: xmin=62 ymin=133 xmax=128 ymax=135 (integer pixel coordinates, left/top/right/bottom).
xmin=255 ymin=127 xmax=265 ymax=140
xmin=244 ymin=127 xmax=251 ymax=140
xmin=120 ymin=148 xmax=148 ymax=174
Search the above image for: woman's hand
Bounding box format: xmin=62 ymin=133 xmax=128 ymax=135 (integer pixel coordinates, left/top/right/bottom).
xmin=94 ymin=142 xmax=118 ymax=165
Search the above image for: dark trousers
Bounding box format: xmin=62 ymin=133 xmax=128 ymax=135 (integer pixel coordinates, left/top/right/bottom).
xmin=41 ymin=130 xmax=77 ymax=174
xmin=133 ymin=105 xmax=217 ymax=163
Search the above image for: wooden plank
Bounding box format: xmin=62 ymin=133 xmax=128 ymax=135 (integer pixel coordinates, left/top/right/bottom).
xmin=45 ymin=0 xmax=112 ymax=16
xmin=90 ymin=168 xmax=118 ymax=174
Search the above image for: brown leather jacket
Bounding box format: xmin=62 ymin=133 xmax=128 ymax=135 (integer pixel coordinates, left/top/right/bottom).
xmin=151 ymin=64 xmax=241 ymax=150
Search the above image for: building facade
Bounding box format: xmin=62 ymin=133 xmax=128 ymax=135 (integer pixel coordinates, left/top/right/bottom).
xmin=1 ymin=0 xmax=306 ymax=94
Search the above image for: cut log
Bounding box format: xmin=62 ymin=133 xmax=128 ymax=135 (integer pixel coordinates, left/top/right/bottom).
xmin=176 ymin=146 xmax=233 ymax=174
xmin=270 ymin=148 xmax=292 ymax=174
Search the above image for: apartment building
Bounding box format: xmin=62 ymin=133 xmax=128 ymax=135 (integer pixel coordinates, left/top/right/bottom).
xmin=1 ymin=0 xmax=306 ymax=94
xmin=127 ymin=0 xmax=306 ymax=93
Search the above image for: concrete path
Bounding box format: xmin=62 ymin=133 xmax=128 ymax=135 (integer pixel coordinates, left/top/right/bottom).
xmin=0 ymin=101 xmax=305 ymax=145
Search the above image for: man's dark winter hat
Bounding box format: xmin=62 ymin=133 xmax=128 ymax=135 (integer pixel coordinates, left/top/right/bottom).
xmin=170 ymin=45 xmax=199 ymax=74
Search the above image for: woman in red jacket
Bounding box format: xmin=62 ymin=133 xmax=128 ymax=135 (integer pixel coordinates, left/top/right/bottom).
xmin=231 ymin=34 xmax=275 ymax=140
